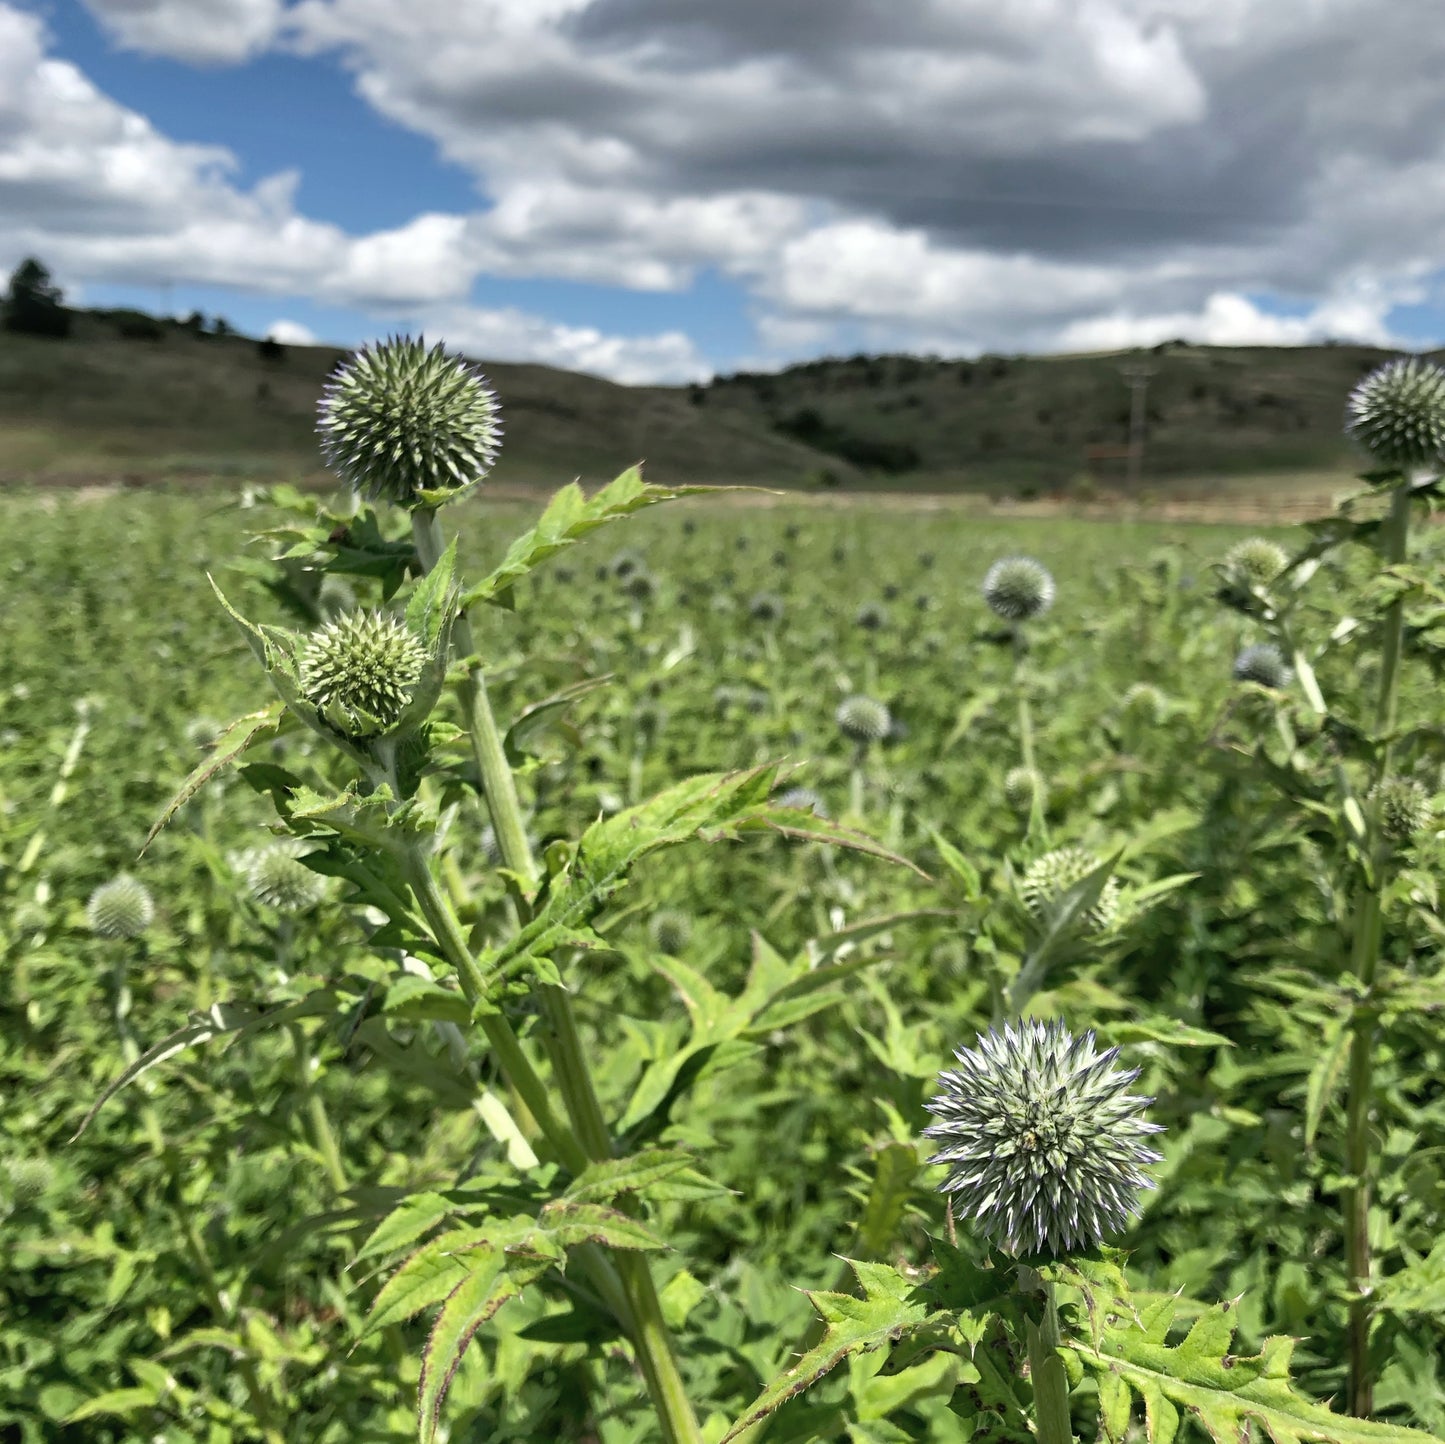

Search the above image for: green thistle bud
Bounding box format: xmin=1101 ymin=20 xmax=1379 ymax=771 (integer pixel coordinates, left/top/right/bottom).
xmin=1345 ymin=357 xmax=1445 ymax=469
xmin=924 ymin=1018 xmax=1163 ymax=1257
xmin=317 ymin=574 xmax=358 ymax=619
xmin=1019 ymin=846 xmax=1121 ymax=935
xmin=1121 ymin=681 xmax=1167 ymax=718
xmin=4 ymin=1156 xmax=55 ymax=1210
xmin=1233 ymin=642 xmax=1292 ymax=690
xmin=836 ymin=695 xmax=891 ymax=744
xmin=239 ymin=839 xmax=327 ymax=913
xmin=86 ymin=873 xmax=154 ymax=939
xmin=317 ymin=335 xmax=502 ymax=507
xmin=984 ymin=556 xmax=1055 ymax=623
xmin=1004 ymin=765 xmax=1047 ymax=814
xmin=300 ymin=610 xmax=429 ymax=737
xmin=1370 ymin=777 xmax=1432 ymax=842
xmin=1222 ymin=537 xmax=1288 ymax=590
xmin=649 ymin=909 xmax=692 ymax=955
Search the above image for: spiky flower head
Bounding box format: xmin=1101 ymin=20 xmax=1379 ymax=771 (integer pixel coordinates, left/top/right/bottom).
xmin=86 ymin=873 xmax=154 ymax=939
xmin=317 ymin=574 xmax=358 ymax=619
xmin=1121 ymin=681 xmax=1167 ymax=718
xmin=649 ymin=909 xmax=692 ymax=956
xmin=983 ymin=557 xmax=1055 ymax=623
xmin=854 ymin=601 xmax=889 ymax=632
xmin=1221 ymin=537 xmax=1288 ymax=593
xmin=4 ymin=1156 xmax=55 ymax=1210
xmin=749 ymin=592 xmax=785 ymax=624
xmin=239 ymin=838 xmax=327 ymax=913
xmin=924 ymin=1018 xmax=1163 ymax=1257
xmin=1019 ymin=846 xmax=1121 ymax=935
xmin=1345 ymin=357 xmax=1445 ymax=470
xmin=836 ymin=695 xmax=891 ymax=744
xmin=300 ymin=610 xmax=429 ymax=737
xmin=317 ymin=335 xmax=502 ymax=507
xmin=1233 ymin=642 xmax=1292 ymax=690
xmin=777 ymin=786 xmax=828 ymax=818
xmin=1370 ymin=777 xmax=1432 ymax=843
xmin=1004 ymin=765 xmax=1047 ymax=815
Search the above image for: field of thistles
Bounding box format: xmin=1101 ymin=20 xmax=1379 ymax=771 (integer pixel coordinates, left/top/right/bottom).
xmin=2 ymin=347 xmax=1445 ymax=1444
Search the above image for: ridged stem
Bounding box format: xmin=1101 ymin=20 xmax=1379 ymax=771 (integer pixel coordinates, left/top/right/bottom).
xmin=1020 ymin=1269 xmax=1075 ymax=1444
xmin=1343 ymin=478 xmax=1416 ymax=1417
xmin=410 ymin=505 xmax=702 ymax=1444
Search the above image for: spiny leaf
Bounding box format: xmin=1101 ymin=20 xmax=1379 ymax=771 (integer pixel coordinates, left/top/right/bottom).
xmin=562 ymin=1149 xmax=698 ymax=1206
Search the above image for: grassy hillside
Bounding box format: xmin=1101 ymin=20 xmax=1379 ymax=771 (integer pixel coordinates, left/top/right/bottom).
xmin=0 ymin=306 xmax=1431 ymax=492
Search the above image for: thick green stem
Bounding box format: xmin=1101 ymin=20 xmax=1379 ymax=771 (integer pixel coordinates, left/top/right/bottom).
xmin=410 ymin=505 xmax=702 ymax=1444
xmin=1020 ymin=1270 xmax=1075 ymax=1444
xmin=1343 ymin=479 xmax=1414 ymax=1417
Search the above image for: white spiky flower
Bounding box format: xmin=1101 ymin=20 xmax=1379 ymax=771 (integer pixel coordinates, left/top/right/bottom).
xmin=1233 ymin=642 xmax=1292 ymax=690
xmin=836 ymin=695 xmax=892 ymax=744
xmin=86 ymin=874 xmax=154 ymax=939
xmin=239 ymin=838 xmax=328 ymax=913
xmin=300 ymin=610 xmax=429 ymax=737
xmin=1345 ymin=357 xmax=1445 ymax=470
xmin=983 ymin=557 xmax=1055 ymax=623
xmin=924 ymin=1018 xmax=1163 ymax=1257
xmin=317 ymin=335 xmax=503 ymax=507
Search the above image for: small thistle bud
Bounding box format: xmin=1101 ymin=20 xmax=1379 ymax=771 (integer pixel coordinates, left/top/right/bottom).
xmin=1222 ymin=537 xmax=1288 ymax=590
xmin=317 ymin=335 xmax=502 ymax=507
xmin=86 ymin=873 xmax=154 ymax=939
xmin=776 ymin=786 xmax=828 ymax=818
xmin=649 ymin=909 xmax=692 ymax=955
xmin=1019 ymin=846 xmax=1121 ymax=935
xmin=836 ymin=695 xmax=891 ymax=744
xmin=1004 ymin=765 xmax=1047 ymax=814
xmin=1233 ymin=642 xmax=1292 ymax=690
xmin=983 ymin=557 xmax=1055 ymax=622
xmin=317 ymin=574 xmax=358 ymax=618
xmin=923 ymin=1018 xmax=1164 ymax=1257
xmin=749 ymin=592 xmax=784 ymax=624
xmin=1121 ymin=681 xmax=1167 ymax=718
xmin=240 ymin=839 xmax=327 ymax=913
xmin=1345 ymin=357 xmax=1445 ymax=469
xmin=854 ymin=601 xmax=888 ymax=632
xmin=300 ymin=610 xmax=429 ymax=737
xmin=1371 ymin=777 xmax=1432 ymax=842
xmin=4 ymin=1156 xmax=55 ymax=1210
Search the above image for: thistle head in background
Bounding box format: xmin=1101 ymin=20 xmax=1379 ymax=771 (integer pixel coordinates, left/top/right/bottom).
xmin=749 ymin=592 xmax=784 ymax=625
xmin=300 ymin=610 xmax=431 ymax=738
xmin=776 ymin=785 xmax=828 ymax=818
xmin=317 ymin=335 xmax=502 ymax=508
xmin=836 ymin=694 xmax=891 ymax=745
xmin=1019 ymin=846 xmax=1121 ymax=936
xmin=317 ymin=574 xmax=358 ymax=619
xmin=1345 ymin=357 xmax=1445 ymax=471
xmin=854 ymin=601 xmax=889 ymax=632
xmin=1120 ymin=681 xmax=1168 ymax=720
xmin=1004 ymin=765 xmax=1047 ymax=816
xmin=1232 ymin=642 xmax=1292 ymax=690
xmin=1217 ymin=537 xmax=1289 ymax=612
xmin=1370 ymin=776 xmax=1432 ymax=843
xmin=86 ymin=873 xmax=154 ymax=939
xmin=924 ymin=1018 xmax=1163 ymax=1257
xmin=649 ymin=909 xmax=692 ymax=956
xmin=238 ymin=838 xmax=328 ymax=914
xmin=983 ymin=557 xmax=1055 ymax=623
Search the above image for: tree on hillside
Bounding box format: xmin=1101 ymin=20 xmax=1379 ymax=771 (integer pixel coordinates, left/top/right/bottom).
xmin=3 ymin=257 xmax=71 ymax=338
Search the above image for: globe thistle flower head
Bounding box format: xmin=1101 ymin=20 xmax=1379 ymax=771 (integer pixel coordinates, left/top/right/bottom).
xmin=776 ymin=786 xmax=828 ymax=818
xmin=317 ymin=335 xmax=502 ymax=508
xmin=1233 ymin=642 xmax=1292 ymax=690
xmin=1020 ymin=846 xmax=1121 ymax=936
xmin=836 ymin=694 xmax=891 ymax=744
xmin=1371 ymin=777 xmax=1432 ymax=843
xmin=749 ymin=592 xmax=784 ymax=624
xmin=1222 ymin=537 xmax=1288 ymax=591
xmin=1345 ymin=357 xmax=1445 ymax=470
xmin=620 ymin=570 xmax=657 ymax=603
xmin=854 ymin=601 xmax=889 ymax=632
xmin=239 ymin=838 xmax=327 ymax=913
xmin=649 ymin=909 xmax=692 ymax=956
xmin=983 ymin=557 xmax=1055 ymax=623
xmin=1121 ymin=681 xmax=1168 ymax=719
xmin=86 ymin=873 xmax=154 ymax=939
xmin=317 ymin=574 xmax=358 ymax=619
xmin=4 ymin=1156 xmax=55 ymax=1210
xmin=300 ymin=610 xmax=430 ymax=737
xmin=1004 ymin=765 xmax=1047 ymax=815
xmin=924 ymin=1018 xmax=1164 ymax=1257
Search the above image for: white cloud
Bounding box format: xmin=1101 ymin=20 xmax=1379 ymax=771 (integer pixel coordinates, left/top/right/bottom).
xmin=79 ymin=0 xmax=288 ymax=64
xmin=265 ymin=318 xmax=318 ymax=344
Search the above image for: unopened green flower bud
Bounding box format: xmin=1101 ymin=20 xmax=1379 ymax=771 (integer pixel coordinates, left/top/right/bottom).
xmin=86 ymin=873 xmax=154 ymax=939
xmin=1233 ymin=642 xmax=1292 ymax=690
xmin=1345 ymin=357 xmax=1445 ymax=470
xmin=317 ymin=335 xmax=502 ymax=507
xmin=836 ymin=695 xmax=891 ymax=744
xmin=4 ymin=1157 xmax=55 ymax=1209
xmin=1222 ymin=537 xmax=1288 ymax=590
xmin=649 ymin=909 xmax=692 ymax=956
xmin=300 ymin=611 xmax=429 ymax=737
xmin=1121 ymin=682 xmax=1168 ymax=718
xmin=240 ymin=839 xmax=327 ymax=913
xmin=1371 ymin=777 xmax=1432 ymax=842
xmin=983 ymin=557 xmax=1055 ymax=622
xmin=1019 ymin=846 xmax=1121 ymax=935
xmin=924 ymin=1018 xmax=1163 ymax=1257
xmin=1004 ymin=765 xmax=1047 ymax=814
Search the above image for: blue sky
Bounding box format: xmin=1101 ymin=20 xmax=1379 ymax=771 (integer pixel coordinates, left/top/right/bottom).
xmin=3 ymin=0 xmax=1442 ymax=382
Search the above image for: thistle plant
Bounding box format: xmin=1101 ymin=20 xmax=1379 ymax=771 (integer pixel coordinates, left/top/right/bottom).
xmin=836 ymin=694 xmax=890 ymax=816
xmin=1019 ymin=846 xmax=1122 ymax=938
xmin=300 ymin=610 xmax=430 ymax=737
xmin=85 ymin=873 xmax=154 ymax=939
xmin=1232 ymin=641 xmax=1293 ymax=689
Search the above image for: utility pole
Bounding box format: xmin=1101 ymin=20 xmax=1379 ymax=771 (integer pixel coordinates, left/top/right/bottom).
xmin=1118 ymin=360 xmax=1155 ymax=490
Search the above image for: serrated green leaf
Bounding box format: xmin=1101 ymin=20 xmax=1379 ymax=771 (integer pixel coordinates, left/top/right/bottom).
xmin=563 ymin=1149 xmax=697 ymax=1205
xmin=358 ymin=1227 xmax=497 ymax=1341
xmin=536 ymin=1200 xmax=669 ymax=1252
xmin=355 ymin=1191 xmax=456 ymax=1264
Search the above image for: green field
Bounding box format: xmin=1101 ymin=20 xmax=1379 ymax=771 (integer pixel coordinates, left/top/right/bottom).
xmin=3 ymin=471 xmax=1444 ymax=1443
